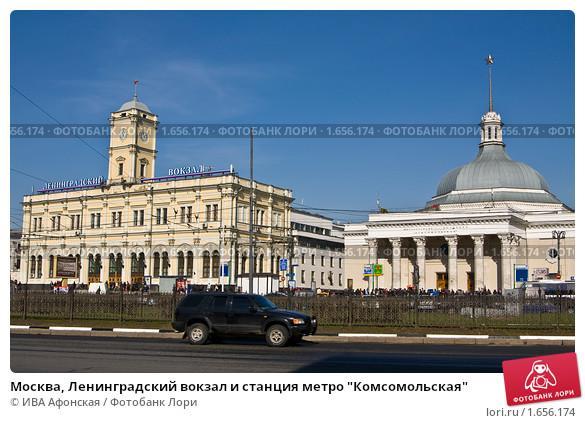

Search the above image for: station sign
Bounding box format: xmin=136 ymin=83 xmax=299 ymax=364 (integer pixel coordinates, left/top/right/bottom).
xmin=279 ymin=258 xmax=288 ymax=271
xmin=41 ymin=176 xmax=104 ymax=192
xmin=168 ymin=164 xmax=214 ymax=176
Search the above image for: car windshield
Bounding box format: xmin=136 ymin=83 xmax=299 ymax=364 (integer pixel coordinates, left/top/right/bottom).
xmin=254 ymin=296 xmax=278 ymax=310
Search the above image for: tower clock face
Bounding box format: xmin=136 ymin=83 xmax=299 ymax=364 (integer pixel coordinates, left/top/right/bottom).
xmin=139 ymin=130 xmax=149 ymax=141
xmin=119 ymin=127 xmax=128 ymax=140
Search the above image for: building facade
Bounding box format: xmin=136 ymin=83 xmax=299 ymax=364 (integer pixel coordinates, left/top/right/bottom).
xmin=291 ymin=209 xmax=345 ymax=291
xmin=19 ymin=94 xmax=293 ymax=291
xmin=10 ymin=229 xmax=22 ymax=282
xmin=344 ymin=63 xmax=575 ymax=293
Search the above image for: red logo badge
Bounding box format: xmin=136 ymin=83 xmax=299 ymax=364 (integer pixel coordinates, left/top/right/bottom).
xmin=502 ymin=352 xmax=581 ymax=406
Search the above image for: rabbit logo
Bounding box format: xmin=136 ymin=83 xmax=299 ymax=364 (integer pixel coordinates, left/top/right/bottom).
xmin=524 ymin=360 xmax=557 ymax=393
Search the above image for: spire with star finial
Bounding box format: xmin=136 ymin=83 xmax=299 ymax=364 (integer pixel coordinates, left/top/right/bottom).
xmin=480 ymin=54 xmax=503 ymax=147
xmin=486 ymin=54 xmax=494 ymax=112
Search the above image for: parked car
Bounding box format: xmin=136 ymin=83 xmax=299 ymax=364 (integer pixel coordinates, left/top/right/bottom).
xmin=172 ymin=292 xmax=318 ymax=347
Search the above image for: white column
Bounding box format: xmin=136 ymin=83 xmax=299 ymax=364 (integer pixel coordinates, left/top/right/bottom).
xmin=389 ymin=238 xmax=401 ymax=289
xmin=366 ymin=238 xmax=378 ymax=290
xmin=445 ymin=236 xmax=459 ymax=291
xmin=471 ymin=235 xmax=485 ymax=291
xmin=498 ymin=234 xmax=512 ymax=292
xmin=80 ymin=255 xmax=89 ymax=285
xmin=413 ymin=237 xmax=426 ymax=289
xmin=122 ymin=255 xmax=132 ymax=285
xmin=99 ymin=255 xmax=108 ymax=284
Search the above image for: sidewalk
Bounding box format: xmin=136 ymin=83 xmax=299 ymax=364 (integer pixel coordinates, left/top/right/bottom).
xmin=10 ymin=325 xmax=575 ymax=346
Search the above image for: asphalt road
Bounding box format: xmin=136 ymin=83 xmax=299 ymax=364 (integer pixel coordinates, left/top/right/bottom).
xmin=11 ymin=334 xmax=573 ymax=373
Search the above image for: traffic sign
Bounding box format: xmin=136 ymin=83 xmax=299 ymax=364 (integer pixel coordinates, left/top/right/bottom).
xmin=373 ymin=264 xmax=383 ymax=276
xmin=363 ymin=264 xmax=373 ymax=277
xmin=279 ymin=258 xmax=288 ymax=271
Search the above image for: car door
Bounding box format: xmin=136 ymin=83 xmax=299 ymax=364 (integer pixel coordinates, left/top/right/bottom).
xmin=207 ymin=295 xmax=229 ymax=333
xmin=228 ymin=295 xmax=265 ymax=334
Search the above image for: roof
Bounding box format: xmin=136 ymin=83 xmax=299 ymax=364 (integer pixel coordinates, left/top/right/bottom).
xmin=429 ymin=143 xmax=560 ymax=207
xmin=117 ymin=97 xmax=152 ymax=113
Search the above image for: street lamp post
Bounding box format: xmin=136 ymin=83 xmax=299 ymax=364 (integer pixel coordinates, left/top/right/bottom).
xmin=552 ymin=230 xmax=566 ymax=277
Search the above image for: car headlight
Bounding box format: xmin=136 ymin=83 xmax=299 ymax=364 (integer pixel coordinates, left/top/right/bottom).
xmin=290 ymin=318 xmax=304 ymax=325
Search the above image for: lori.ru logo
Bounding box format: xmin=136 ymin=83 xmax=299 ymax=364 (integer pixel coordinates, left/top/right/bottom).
xmin=503 ymin=352 xmax=580 ymax=406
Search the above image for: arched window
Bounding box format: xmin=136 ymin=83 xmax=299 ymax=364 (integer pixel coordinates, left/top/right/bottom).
xmin=131 ymin=253 xmax=138 ymax=274
xmin=202 ymin=251 xmax=211 ymax=278
xmin=49 ymin=255 xmax=55 ymax=278
xmin=488 ymin=126 xmax=492 ymax=139
xmin=36 ymin=255 xmax=42 ymax=278
xmin=138 ymin=253 xmax=145 ymax=276
xmin=115 ymin=253 xmax=123 ymax=277
xmin=241 ymin=253 xmax=247 ymax=275
xmin=186 ymin=251 xmax=194 ymax=276
xmin=153 ymin=252 xmax=160 ymax=277
xmin=258 ymin=254 xmax=264 ymax=273
xmin=88 ymin=254 xmax=95 ymax=276
xmin=30 ymin=256 xmax=36 ymax=278
xmin=178 ymin=251 xmax=185 ymax=276
xmin=270 ymin=254 xmax=275 ymax=273
xmin=108 ymin=254 xmax=116 ymax=276
xmin=95 ymin=254 xmax=102 ymax=277
xmin=212 ymin=250 xmax=220 ymax=278
xmin=494 ymin=127 xmax=498 ymax=139
xmin=162 ymin=252 xmax=170 ymax=276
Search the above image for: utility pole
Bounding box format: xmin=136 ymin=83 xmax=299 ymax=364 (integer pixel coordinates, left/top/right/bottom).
xmin=248 ymin=128 xmax=255 ymax=294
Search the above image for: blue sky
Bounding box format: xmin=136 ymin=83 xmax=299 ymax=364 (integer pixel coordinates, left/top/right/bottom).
xmin=10 ymin=11 xmax=574 ymax=227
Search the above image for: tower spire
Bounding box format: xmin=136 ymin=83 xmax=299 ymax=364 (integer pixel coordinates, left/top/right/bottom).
xmin=133 ymin=80 xmax=139 ymax=100
xmin=485 ymin=54 xmax=494 ymax=112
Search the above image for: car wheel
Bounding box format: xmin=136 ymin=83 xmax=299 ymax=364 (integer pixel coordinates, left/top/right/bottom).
xmin=266 ymin=324 xmax=289 ymax=347
xmin=186 ymin=323 xmax=209 ymax=345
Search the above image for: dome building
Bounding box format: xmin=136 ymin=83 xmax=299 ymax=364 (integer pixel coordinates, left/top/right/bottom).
xmin=344 ymin=57 xmax=574 ymax=292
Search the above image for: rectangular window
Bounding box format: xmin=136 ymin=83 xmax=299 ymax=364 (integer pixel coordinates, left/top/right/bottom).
xmin=52 ymin=216 xmax=56 ymax=231
xmin=162 ymin=208 xmax=167 ymax=224
xmin=311 ymin=271 xmax=315 ymax=283
xmin=70 ymin=215 xmax=75 ymax=230
xmin=301 ymin=270 xmax=305 ymax=283
xmin=339 ymin=257 xmax=342 ymax=268
xmin=96 ymin=213 xmax=101 ymax=228
xmin=321 ymin=256 xmax=324 ymax=267
xmin=156 ymin=208 xmax=161 ymax=225
xmin=33 ymin=218 xmax=37 ymax=232
xmin=140 ymin=163 xmax=146 ymax=177
xmin=112 ymin=212 xmax=117 ymax=227
xmin=90 ymin=213 xmax=95 ymax=229
xmin=38 ymin=217 xmax=42 ymax=230
xmin=321 ymin=272 xmax=324 ymax=285
xmin=311 ymin=255 xmax=315 ymax=265
xmin=301 ymin=253 xmax=305 ymax=264
xmin=330 ymin=257 xmax=334 ymax=267
xmin=206 ymin=205 xmax=211 ymax=221
xmin=187 ymin=206 xmax=192 ymax=223
xmin=213 ymin=204 xmax=218 ymax=221
xmin=338 ymin=274 xmax=342 ymax=286
xmin=139 ymin=210 xmax=144 ymax=226
xmin=180 ymin=207 xmax=185 ymax=223
xmin=133 ymin=210 xmax=138 ymax=226
xmin=118 ymin=163 xmax=124 ymax=176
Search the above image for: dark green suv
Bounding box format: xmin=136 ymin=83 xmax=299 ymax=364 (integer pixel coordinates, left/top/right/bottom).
xmin=172 ymin=293 xmax=318 ymax=347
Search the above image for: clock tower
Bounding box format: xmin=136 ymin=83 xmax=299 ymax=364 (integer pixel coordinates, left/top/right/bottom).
xmin=108 ymin=84 xmax=158 ymax=184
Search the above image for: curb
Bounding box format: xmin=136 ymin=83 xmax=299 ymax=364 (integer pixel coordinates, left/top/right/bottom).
xmin=10 ymin=325 xmax=574 ymax=345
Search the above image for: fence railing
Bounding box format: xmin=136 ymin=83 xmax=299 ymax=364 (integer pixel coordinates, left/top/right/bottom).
xmin=10 ymin=290 xmax=574 ymax=329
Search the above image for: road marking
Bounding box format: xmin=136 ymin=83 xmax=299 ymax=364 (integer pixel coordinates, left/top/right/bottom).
xmin=49 ymin=326 xmax=92 ymax=331
xmin=519 ymin=335 xmax=575 ymax=341
xmin=112 ymin=328 xmax=161 ymax=333
xmin=338 ymin=333 xmax=398 ymax=337
xmin=426 ymin=334 xmax=489 ymax=339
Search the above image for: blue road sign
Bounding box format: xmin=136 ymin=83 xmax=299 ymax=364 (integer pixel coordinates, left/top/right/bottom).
xmin=279 ymin=258 xmax=288 ymax=271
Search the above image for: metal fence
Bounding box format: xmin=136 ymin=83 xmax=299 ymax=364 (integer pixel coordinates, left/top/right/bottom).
xmin=10 ymin=290 xmax=574 ymax=329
